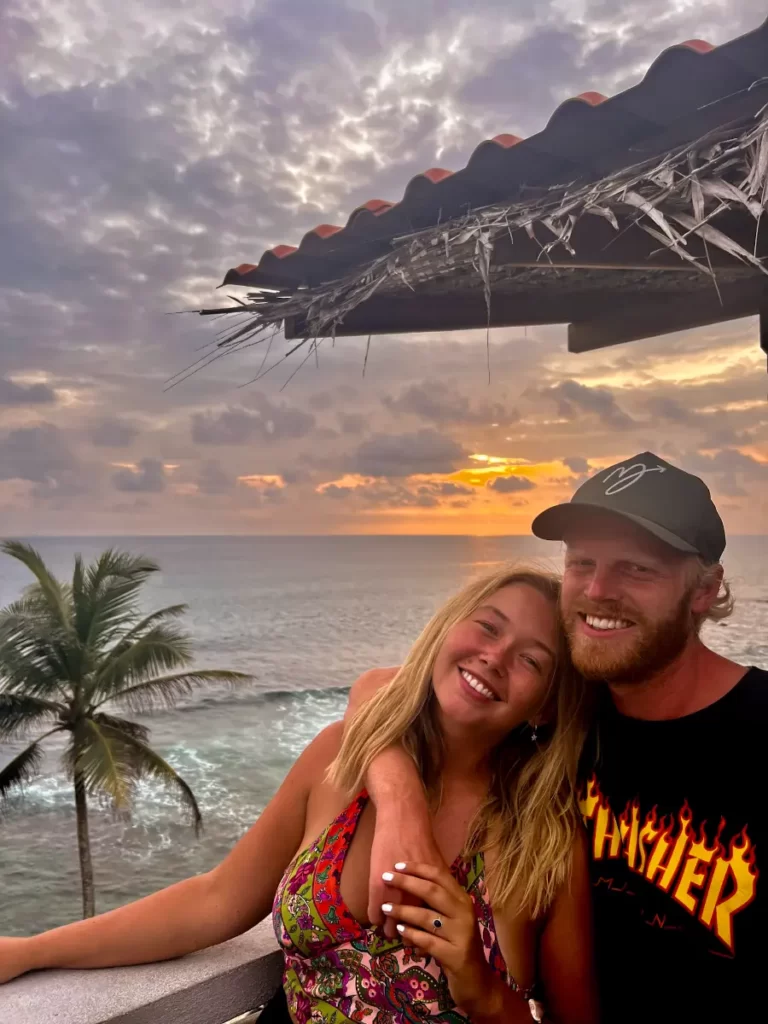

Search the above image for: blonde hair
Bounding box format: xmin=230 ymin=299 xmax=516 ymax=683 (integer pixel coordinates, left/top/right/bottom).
xmin=329 ymin=564 xmax=591 ymax=918
xmin=689 ymin=557 xmax=734 ymax=632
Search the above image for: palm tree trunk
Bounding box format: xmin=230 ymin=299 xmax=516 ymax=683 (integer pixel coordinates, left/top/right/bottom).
xmin=74 ymin=772 xmax=95 ymax=918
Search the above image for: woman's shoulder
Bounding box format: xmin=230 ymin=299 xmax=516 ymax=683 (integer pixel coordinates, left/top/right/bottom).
xmin=279 ymin=720 xmax=345 ymax=803
xmin=293 ymin=722 xmax=357 ymax=839
xmin=297 ymin=720 xmax=345 ymax=776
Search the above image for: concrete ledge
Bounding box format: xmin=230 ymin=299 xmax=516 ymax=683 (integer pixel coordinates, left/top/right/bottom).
xmin=0 ymin=920 xmax=282 ymax=1024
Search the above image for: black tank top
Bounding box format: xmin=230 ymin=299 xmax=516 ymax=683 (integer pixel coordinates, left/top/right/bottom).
xmin=580 ymin=666 xmax=768 ymax=1024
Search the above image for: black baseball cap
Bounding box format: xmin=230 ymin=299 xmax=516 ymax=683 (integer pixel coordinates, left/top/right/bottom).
xmin=532 ymin=452 xmax=726 ymax=563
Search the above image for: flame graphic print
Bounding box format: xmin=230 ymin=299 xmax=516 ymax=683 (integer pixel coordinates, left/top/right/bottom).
xmin=579 ymin=775 xmax=759 ymax=953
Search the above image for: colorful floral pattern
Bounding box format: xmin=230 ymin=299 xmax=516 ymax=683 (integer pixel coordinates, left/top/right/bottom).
xmin=272 ymin=792 xmax=531 ymax=1022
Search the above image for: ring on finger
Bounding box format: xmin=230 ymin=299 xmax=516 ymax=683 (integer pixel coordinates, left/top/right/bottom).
xmin=431 ymin=915 xmax=443 ymax=933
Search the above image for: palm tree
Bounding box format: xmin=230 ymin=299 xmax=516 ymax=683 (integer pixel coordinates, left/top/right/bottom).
xmin=0 ymin=541 xmax=250 ymax=919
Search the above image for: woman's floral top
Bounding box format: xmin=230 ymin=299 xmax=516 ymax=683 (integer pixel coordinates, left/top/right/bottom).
xmin=272 ymin=791 xmax=532 ymax=1022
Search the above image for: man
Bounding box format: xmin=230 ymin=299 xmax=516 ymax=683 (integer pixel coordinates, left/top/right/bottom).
xmin=348 ymin=453 xmax=766 ymax=1023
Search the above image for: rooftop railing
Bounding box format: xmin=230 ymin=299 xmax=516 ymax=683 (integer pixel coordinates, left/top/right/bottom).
xmin=0 ymin=919 xmax=282 ymax=1024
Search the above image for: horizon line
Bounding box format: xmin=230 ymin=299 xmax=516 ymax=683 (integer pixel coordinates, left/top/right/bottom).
xmin=7 ymin=533 xmax=768 ymax=540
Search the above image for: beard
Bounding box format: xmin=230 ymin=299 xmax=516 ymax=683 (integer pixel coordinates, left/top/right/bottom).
xmin=563 ymin=588 xmax=696 ymax=684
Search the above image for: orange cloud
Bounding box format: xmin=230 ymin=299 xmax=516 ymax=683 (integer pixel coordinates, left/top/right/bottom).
xmin=315 ymin=474 xmax=375 ymax=494
xmin=449 ymin=455 xmax=566 ymax=489
xmin=238 ymin=474 xmax=285 ymax=489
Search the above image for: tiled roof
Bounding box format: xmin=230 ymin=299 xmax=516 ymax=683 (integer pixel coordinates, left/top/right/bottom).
xmin=223 ymin=18 xmax=768 ymax=291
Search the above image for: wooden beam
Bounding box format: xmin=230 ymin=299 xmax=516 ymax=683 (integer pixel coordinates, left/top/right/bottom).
xmin=286 ymin=276 xmax=765 ymax=341
xmin=287 ymin=289 xmax=641 ymax=339
xmin=567 ymin=280 xmax=768 ymax=353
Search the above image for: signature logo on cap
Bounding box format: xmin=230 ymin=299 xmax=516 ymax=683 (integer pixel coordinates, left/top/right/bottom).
xmin=603 ymin=462 xmax=666 ymax=495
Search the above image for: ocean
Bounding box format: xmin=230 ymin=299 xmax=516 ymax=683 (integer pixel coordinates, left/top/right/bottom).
xmin=1 ymin=535 xmax=767 ymax=936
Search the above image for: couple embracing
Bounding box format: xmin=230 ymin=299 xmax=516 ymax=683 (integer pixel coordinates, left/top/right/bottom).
xmin=2 ymin=453 xmax=765 ymax=1024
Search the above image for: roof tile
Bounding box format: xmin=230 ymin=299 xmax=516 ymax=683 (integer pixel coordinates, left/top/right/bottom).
xmin=222 ymin=18 xmax=768 ymax=290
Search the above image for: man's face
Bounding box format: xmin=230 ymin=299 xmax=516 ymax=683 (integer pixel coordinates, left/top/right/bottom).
xmin=560 ymin=514 xmax=701 ymax=684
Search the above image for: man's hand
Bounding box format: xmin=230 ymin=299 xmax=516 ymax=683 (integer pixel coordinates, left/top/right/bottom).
xmin=370 ymin=796 xmax=444 ymax=938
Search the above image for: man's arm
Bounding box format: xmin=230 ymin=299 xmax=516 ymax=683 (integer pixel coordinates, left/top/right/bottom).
xmin=345 ymin=668 xmax=442 ymax=934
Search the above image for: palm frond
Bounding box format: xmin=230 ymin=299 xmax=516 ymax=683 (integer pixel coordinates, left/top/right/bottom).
xmin=0 ymin=729 xmax=63 ymax=801
xmin=80 ymin=551 xmax=161 ymax=649
xmin=108 ymin=604 xmax=189 ymax=654
xmin=0 ymin=611 xmax=74 ymax=700
xmin=1 ymin=541 xmax=72 ymax=632
xmin=97 ymin=723 xmax=203 ymax=834
xmin=90 ymin=623 xmax=195 ymax=702
xmin=100 ymin=604 xmax=190 ymax=674
xmin=72 ymin=554 xmax=85 ymax=621
xmin=90 ymin=712 xmax=150 ymax=744
xmin=96 ymin=669 xmax=251 ymax=713
xmin=85 ymin=550 xmax=159 ymax=595
xmin=69 ymin=720 xmax=135 ymax=808
xmin=0 ymin=595 xmax=63 ymax=648
xmin=0 ymin=693 xmax=65 ymax=739
xmin=668 ymin=210 xmax=768 ymax=272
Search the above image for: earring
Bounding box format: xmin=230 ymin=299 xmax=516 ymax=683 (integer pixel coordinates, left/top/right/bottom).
xmin=529 ymin=722 xmax=538 ymax=743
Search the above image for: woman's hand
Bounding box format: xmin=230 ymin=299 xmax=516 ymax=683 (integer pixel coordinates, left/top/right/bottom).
xmin=380 ymin=861 xmax=492 ymax=1013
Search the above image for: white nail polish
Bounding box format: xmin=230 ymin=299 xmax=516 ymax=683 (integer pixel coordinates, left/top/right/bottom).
xmin=396 ymin=923 xmax=405 ymax=933
xmin=394 ymin=862 xmax=406 ymax=871
xmin=382 ymin=872 xmax=394 ymax=882
xmin=381 ymin=903 xmax=393 ymax=913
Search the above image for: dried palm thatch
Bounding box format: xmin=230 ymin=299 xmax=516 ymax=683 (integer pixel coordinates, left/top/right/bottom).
xmin=180 ymin=106 xmax=768 ymax=389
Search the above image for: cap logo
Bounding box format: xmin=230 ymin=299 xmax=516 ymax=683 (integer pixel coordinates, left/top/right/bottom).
xmin=603 ymin=462 xmax=666 ymax=495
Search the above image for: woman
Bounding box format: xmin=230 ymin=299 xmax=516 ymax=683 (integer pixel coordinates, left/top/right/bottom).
xmin=0 ymin=565 xmax=597 ymax=1023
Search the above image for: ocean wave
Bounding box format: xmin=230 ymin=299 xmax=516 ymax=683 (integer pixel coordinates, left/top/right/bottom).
xmin=171 ymin=682 xmax=351 ymax=712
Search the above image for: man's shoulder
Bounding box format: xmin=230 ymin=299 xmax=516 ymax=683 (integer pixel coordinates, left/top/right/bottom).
xmin=730 ymin=665 xmax=768 ymax=714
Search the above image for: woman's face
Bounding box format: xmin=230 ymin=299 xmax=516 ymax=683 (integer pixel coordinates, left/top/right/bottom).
xmin=431 ymin=583 xmax=559 ymax=740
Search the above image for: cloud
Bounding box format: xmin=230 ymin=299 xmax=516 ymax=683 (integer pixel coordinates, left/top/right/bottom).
xmin=192 ymin=395 xmax=315 ymax=445
xmin=426 ymin=482 xmax=474 ymax=496
xmin=461 ymin=24 xmax=586 ymax=113
xmin=0 ymin=422 xmax=95 ymax=500
xmin=644 ymin=396 xmax=694 ymax=424
xmin=309 ymin=391 xmax=335 ymax=412
xmin=112 ymin=457 xmax=166 ymax=493
xmin=321 ymin=483 xmax=355 ymax=500
xmin=563 ymin=456 xmax=590 ymax=474
xmin=683 ymin=447 xmax=768 ymax=479
xmin=322 ymin=479 xmax=448 ymax=509
xmin=351 ymin=429 xmax=469 ymax=478
xmin=0 ymin=0 xmax=766 ymax=533
xmin=338 ymin=411 xmax=367 ymax=435
xmin=0 ymin=423 xmax=76 ymax=482
xmin=87 ymin=417 xmax=140 ymax=447
xmin=545 ymin=380 xmax=635 ymax=430
xmin=192 ymin=409 xmax=262 ymax=446
xmin=487 ymin=475 xmax=536 ymax=493
xmin=383 ymin=380 xmax=515 ymax=426
xmin=0 ymin=377 xmax=56 ymax=405
xmin=197 ymin=459 xmax=234 ymax=494
xmin=677 ymin=447 xmax=768 ymax=497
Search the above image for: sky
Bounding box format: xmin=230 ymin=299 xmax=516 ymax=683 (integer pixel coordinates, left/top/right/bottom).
xmin=1 ymin=0 xmax=767 ymax=537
